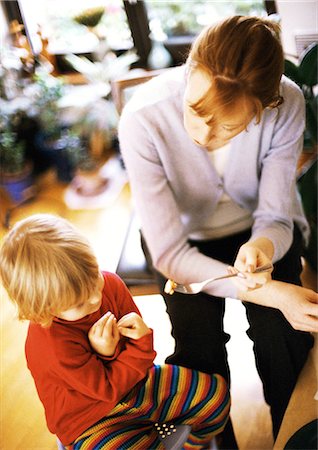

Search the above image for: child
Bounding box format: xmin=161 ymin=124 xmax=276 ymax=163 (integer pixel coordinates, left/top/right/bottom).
xmin=0 ymin=214 xmax=230 ymax=449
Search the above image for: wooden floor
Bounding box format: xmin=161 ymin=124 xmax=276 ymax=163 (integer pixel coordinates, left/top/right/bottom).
xmin=0 ymin=166 xmax=317 ymax=450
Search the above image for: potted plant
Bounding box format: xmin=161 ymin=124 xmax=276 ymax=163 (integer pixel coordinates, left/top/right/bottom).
xmin=31 ymin=72 xmax=89 ymax=182
xmin=0 ymin=107 xmax=34 ymax=203
xmin=284 ymin=43 xmax=317 ymax=272
xmin=73 ymin=6 xmax=105 ymax=31
xmin=61 ymin=46 xmax=136 ymax=201
xmin=284 ymin=43 xmax=317 ymax=150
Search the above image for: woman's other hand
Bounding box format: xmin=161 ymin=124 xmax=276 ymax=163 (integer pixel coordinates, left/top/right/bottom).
xmin=117 ymin=312 xmax=151 ymax=340
xmin=269 ymin=282 xmax=318 ymax=332
xmin=239 ymin=280 xmax=318 ymax=332
xmin=88 ymin=311 xmax=120 ymax=356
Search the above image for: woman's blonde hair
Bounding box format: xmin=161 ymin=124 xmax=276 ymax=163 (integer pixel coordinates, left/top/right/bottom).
xmin=0 ymin=214 xmax=100 ymax=327
xmin=188 ymin=15 xmax=284 ymax=122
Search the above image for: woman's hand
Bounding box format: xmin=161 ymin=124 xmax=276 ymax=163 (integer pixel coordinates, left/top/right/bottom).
xmin=88 ymin=311 xmax=120 ymax=356
xmin=238 ymin=280 xmax=318 ymax=332
xmin=268 ymin=282 xmax=318 ymax=332
xmin=233 ymin=238 xmax=274 ymax=291
xmin=117 ymin=312 xmax=151 ymax=340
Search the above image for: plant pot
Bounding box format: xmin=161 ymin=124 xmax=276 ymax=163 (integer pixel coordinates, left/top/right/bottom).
xmin=35 ymin=131 xmax=75 ymax=182
xmin=1 ymin=163 xmax=34 ymax=203
xmin=71 ymin=165 xmax=109 ymax=197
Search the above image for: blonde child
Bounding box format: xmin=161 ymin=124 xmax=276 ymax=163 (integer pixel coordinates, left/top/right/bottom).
xmin=0 ymin=214 xmax=230 ymax=449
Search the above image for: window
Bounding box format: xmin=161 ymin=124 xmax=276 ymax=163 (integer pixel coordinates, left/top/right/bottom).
xmin=16 ymin=0 xmax=133 ymax=55
xmin=3 ymin=1 xmax=276 ymax=68
xmin=146 ymin=0 xmax=269 ymax=38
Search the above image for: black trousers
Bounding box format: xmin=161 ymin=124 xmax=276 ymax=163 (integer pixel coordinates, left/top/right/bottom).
xmin=152 ymin=227 xmax=314 ymax=440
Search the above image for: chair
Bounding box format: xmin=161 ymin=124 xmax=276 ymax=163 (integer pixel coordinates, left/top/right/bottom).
xmin=111 ymin=68 xmax=164 ymax=115
xmin=115 ymin=210 xmax=160 ymax=295
xmin=284 ymin=419 xmax=318 ymax=449
xmin=56 ymin=437 xmax=65 ymax=450
xmin=155 ymin=423 xmax=191 ymax=449
xmin=57 ymin=424 xmax=191 ymax=449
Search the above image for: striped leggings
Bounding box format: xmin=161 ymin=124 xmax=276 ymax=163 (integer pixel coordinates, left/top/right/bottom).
xmin=71 ymin=364 xmax=230 ymax=450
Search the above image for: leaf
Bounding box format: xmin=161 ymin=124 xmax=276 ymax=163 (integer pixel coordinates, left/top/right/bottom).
xmin=306 ymin=96 xmax=318 ymax=145
xmin=64 ymin=51 xmax=138 ymax=84
xmin=73 ymin=6 xmax=105 ymax=28
xmin=299 ymin=43 xmax=318 ymax=88
xmin=284 ymin=59 xmax=303 ymax=86
xmin=64 ymin=54 xmax=102 ymax=77
xmin=102 ymin=52 xmax=139 ymax=80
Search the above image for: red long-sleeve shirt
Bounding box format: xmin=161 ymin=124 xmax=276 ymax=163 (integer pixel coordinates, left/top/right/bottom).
xmin=25 ymin=272 xmax=156 ymax=445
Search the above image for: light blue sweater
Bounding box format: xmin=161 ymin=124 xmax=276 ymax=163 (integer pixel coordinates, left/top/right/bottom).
xmin=119 ymin=66 xmax=308 ymax=299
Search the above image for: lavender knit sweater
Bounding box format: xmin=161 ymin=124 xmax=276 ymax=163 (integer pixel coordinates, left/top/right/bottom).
xmin=118 ymin=66 xmax=308 ymax=299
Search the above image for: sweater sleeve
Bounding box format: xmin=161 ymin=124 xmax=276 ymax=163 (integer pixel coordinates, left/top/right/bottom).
xmin=98 ymin=272 xmax=151 ymax=363
xmin=51 ymin=274 xmax=156 ymax=404
xmin=52 ymin=328 xmax=155 ymax=404
xmin=249 ymin=79 xmax=306 ymax=261
xmin=119 ymin=107 xmax=237 ymax=299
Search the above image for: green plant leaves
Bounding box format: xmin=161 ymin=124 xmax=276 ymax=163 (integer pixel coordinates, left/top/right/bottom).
xmin=299 ymin=43 xmax=318 ymax=88
xmin=284 ymin=59 xmax=303 ymax=86
xmin=284 ymin=43 xmax=317 ymax=146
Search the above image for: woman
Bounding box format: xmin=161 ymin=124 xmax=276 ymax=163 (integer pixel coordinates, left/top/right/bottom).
xmin=119 ymin=15 xmax=317 ymax=448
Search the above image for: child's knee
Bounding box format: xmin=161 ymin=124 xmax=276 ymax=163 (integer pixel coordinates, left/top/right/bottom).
xmin=204 ymin=373 xmax=230 ymax=413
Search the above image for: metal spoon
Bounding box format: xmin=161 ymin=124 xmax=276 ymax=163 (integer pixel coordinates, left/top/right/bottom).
xmin=164 ymin=263 xmax=273 ymax=295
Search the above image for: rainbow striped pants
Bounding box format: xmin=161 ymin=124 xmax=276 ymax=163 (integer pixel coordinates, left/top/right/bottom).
xmin=71 ymin=364 xmax=230 ymax=449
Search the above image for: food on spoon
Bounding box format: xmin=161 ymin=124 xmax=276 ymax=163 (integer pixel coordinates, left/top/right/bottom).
xmin=164 ymin=279 xmax=177 ymax=295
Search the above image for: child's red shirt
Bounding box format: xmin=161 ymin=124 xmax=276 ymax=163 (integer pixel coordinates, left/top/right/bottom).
xmin=25 ymin=272 xmax=156 ymax=445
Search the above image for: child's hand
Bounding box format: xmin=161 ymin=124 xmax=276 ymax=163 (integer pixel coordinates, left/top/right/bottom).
xmin=117 ymin=312 xmax=151 ymax=340
xmin=88 ymin=312 xmax=120 ymax=356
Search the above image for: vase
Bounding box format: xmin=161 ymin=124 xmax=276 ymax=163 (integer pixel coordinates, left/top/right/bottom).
xmin=148 ymin=39 xmax=172 ymax=70
xmin=35 ymin=131 xmax=75 ymax=182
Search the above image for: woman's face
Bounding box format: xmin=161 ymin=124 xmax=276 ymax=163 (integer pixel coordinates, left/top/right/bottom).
xmin=183 ymin=68 xmax=255 ymax=150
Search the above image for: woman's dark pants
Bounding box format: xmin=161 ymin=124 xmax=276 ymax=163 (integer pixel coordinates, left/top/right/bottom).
xmin=153 ymin=227 xmax=314 ymax=447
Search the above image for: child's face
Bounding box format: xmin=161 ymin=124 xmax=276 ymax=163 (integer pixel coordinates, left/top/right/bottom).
xmin=56 ymin=273 xmax=104 ymax=321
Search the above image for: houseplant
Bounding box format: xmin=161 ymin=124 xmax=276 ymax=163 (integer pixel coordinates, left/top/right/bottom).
xmin=62 ymin=47 xmax=136 ymax=206
xmin=284 ymin=43 xmax=317 ymax=150
xmin=0 ymin=107 xmax=34 ymax=203
xmin=284 ymin=43 xmax=317 ymax=271
xmin=73 ymin=6 xmax=105 ymax=30
xmin=31 ymin=72 xmax=90 ymax=182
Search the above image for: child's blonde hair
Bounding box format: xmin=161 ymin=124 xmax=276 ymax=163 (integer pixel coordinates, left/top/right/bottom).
xmin=188 ymin=15 xmax=284 ymax=123
xmin=0 ymin=214 xmax=100 ymax=327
